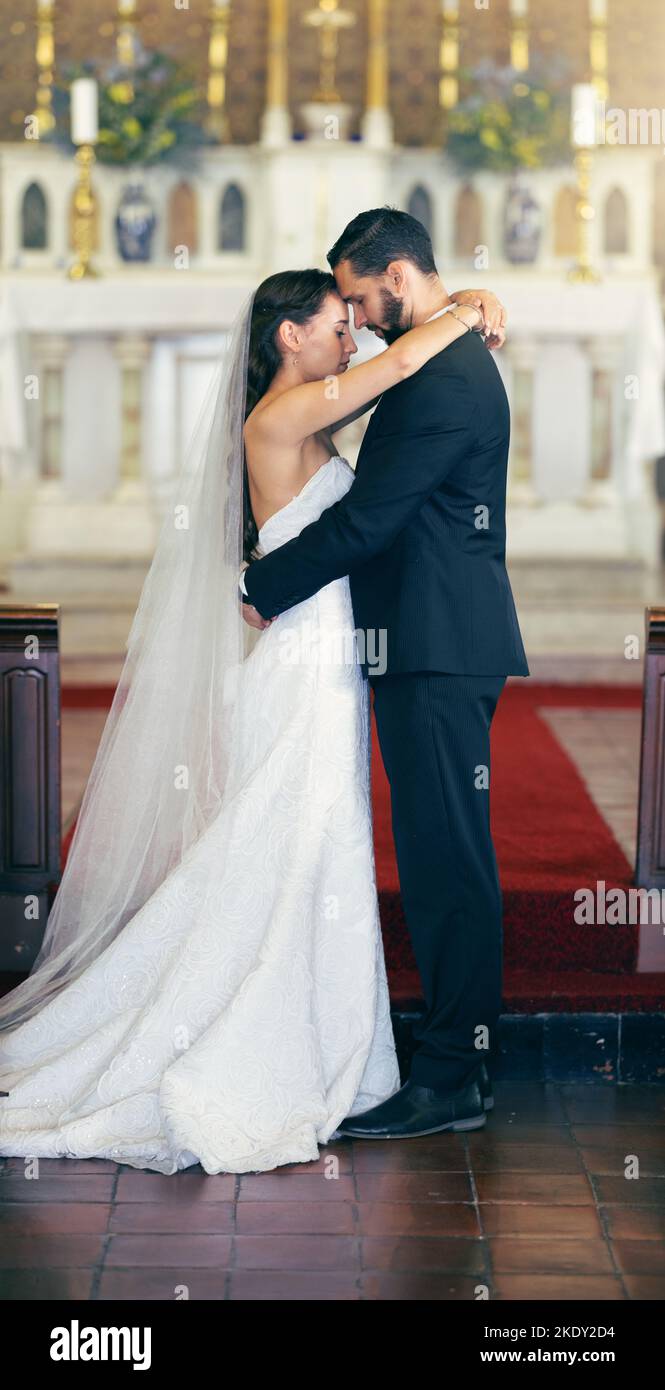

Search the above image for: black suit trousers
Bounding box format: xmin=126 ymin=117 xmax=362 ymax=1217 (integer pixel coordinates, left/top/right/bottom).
xmin=370 ymin=671 xmax=507 ymax=1091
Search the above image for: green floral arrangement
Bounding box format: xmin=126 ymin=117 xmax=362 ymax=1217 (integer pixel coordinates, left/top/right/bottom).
xmin=446 ymin=61 xmax=572 ymax=173
xmin=50 ymin=47 xmax=212 ymax=168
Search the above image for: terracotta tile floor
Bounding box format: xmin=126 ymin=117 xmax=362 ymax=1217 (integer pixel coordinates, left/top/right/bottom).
xmin=1 ymin=1082 xmax=664 ymax=1301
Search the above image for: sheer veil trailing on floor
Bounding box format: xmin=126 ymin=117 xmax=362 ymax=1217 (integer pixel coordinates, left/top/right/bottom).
xmin=0 ymin=292 xmax=256 ymax=1033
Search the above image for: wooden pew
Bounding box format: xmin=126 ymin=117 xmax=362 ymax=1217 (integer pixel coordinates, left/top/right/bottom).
xmin=0 ymin=604 xmax=60 ymax=972
xmin=635 ymin=605 xmax=665 ymax=888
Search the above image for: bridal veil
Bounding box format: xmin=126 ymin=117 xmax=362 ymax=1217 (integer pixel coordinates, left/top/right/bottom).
xmin=0 ymin=292 xmax=256 ymax=1032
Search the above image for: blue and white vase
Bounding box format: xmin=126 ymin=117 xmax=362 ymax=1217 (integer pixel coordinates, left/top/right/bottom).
xmin=115 ymin=177 xmax=157 ymax=262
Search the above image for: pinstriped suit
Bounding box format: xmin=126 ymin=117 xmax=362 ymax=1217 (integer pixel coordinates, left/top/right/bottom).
xmin=243 ymin=330 xmax=529 ymax=1090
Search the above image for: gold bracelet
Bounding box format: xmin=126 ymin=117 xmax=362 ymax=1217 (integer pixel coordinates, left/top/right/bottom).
xmin=448 ymin=308 xmax=477 ymax=333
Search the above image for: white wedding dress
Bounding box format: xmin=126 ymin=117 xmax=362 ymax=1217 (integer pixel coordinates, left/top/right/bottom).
xmin=0 ymin=454 xmax=401 ymax=1175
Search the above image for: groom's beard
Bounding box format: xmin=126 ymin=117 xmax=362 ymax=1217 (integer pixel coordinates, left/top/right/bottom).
xmin=377 ymin=289 xmax=410 ymax=344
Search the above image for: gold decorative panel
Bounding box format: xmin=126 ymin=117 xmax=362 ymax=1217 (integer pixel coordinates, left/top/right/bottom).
xmin=0 ymin=0 xmax=663 ymax=148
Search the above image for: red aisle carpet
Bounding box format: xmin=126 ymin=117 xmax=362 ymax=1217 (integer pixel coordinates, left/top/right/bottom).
xmin=60 ymin=682 xmax=664 ymax=1014
xmin=372 ymin=682 xmax=664 ymax=1011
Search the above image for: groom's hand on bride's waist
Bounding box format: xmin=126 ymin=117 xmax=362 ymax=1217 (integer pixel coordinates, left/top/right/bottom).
xmin=242 ymin=601 xmax=273 ymax=630
xmin=239 ymin=564 xmax=274 ymax=629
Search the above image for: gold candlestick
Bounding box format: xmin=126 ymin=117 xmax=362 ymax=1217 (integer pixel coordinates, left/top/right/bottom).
xmin=68 ymin=144 xmax=99 ymax=280
xmin=568 ymin=147 xmax=601 ymax=284
xmin=568 ymin=83 xmax=601 ymax=282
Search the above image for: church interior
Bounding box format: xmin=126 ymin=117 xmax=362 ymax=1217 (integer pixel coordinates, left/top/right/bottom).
xmin=0 ymin=0 xmax=664 ymax=1309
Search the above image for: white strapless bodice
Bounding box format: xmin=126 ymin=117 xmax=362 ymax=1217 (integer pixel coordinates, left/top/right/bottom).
xmin=257 ymin=454 xmax=355 ymax=553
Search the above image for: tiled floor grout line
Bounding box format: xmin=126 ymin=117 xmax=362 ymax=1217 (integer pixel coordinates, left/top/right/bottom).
xmin=225 ymin=1173 xmax=241 ymax=1299
xmin=587 ymin=1170 xmax=631 ymax=1301
xmin=464 ymin=1135 xmax=494 ymax=1299
xmin=348 ymin=1138 xmax=367 ymax=1297
xmin=90 ymin=1164 xmax=120 ymax=1300
xmin=559 ymin=1084 xmax=630 ymax=1300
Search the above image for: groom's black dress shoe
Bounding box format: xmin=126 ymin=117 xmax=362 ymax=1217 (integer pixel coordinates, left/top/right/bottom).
xmin=336 ymin=1073 xmax=486 ymax=1139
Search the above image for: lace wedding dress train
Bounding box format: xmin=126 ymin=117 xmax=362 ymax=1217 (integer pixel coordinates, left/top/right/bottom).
xmin=0 ymin=455 xmax=401 ymax=1175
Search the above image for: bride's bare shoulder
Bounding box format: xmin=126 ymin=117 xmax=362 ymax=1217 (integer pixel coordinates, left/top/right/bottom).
xmin=244 ymin=393 xmax=281 ymax=441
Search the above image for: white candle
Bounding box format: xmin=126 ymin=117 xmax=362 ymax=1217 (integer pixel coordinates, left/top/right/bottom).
xmin=510 ymin=0 xmax=529 ymax=16
xmin=70 ymin=78 xmax=98 ymax=145
xmin=571 ymin=82 xmax=598 ymax=147
xmin=442 ymin=0 xmax=459 ymax=15
xmin=590 ymin=0 xmax=608 ymax=20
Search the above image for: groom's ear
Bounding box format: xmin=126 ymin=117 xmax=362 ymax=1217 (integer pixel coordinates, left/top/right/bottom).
xmin=385 ymin=260 xmax=409 ymax=296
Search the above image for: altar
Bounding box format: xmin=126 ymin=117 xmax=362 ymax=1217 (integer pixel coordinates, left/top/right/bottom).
xmin=0 ymin=0 xmax=664 ymax=658
xmin=1 ymin=263 xmax=663 ymax=612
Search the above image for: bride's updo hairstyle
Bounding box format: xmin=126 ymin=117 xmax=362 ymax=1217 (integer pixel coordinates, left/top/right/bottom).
xmin=242 ymin=268 xmax=337 ymax=563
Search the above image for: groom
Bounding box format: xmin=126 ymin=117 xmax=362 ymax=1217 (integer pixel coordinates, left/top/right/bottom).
xmin=241 ymin=207 xmax=530 ymax=1138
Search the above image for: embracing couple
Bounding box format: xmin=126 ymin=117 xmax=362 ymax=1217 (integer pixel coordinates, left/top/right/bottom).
xmin=0 ymin=206 xmax=528 ymax=1176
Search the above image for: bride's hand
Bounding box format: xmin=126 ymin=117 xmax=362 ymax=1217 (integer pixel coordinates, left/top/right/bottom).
xmin=451 ymin=289 xmax=506 ymax=349
xmin=241 ymin=601 xmax=274 ymax=631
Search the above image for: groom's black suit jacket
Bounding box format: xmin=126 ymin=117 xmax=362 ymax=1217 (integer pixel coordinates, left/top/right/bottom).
xmin=243 ymin=330 xmax=530 ymax=680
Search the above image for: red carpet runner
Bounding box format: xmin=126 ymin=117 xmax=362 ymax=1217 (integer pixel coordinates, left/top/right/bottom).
xmin=61 ymin=681 xmax=664 ymax=1013
xmin=370 ymin=682 xmax=663 ymax=1011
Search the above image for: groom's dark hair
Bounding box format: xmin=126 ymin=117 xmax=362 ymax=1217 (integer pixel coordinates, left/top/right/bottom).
xmin=327 ymin=206 xmax=437 ymax=278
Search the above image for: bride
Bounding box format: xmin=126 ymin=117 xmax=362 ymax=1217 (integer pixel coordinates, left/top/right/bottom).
xmin=0 ymin=269 xmax=499 ymax=1175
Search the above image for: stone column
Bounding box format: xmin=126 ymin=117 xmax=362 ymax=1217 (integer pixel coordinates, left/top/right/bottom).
xmin=34 ymin=332 xmax=68 ymax=479
xmin=113 ymin=332 xmax=151 ymax=492
xmin=579 ymin=334 xmax=619 ymax=505
xmin=506 ymin=334 xmax=538 ymax=505
xmin=10 ymin=333 xmax=157 ymax=598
